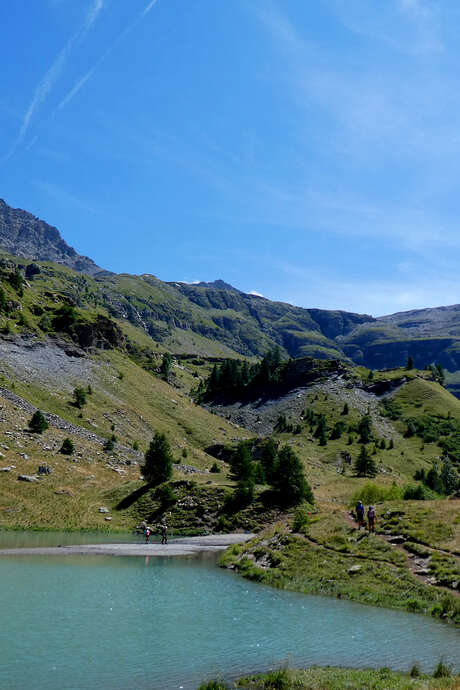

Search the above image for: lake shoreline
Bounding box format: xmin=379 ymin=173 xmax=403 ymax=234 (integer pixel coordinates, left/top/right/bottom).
xmin=0 ymin=533 xmax=253 ymax=557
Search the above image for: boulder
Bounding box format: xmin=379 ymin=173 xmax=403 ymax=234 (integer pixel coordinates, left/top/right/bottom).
xmin=98 ymin=506 xmax=109 ymax=513
xmin=18 ymin=474 xmax=39 ymax=482
xmin=38 ymin=465 xmax=53 ymax=475
xmin=348 ymin=565 xmax=362 ymax=574
xmin=388 ymin=535 xmax=405 ymax=544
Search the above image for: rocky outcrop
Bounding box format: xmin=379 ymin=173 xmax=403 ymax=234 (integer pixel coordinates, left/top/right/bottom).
xmin=0 ymin=198 xmax=103 ymax=276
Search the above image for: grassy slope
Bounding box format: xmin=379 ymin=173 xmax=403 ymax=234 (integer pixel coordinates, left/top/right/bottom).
xmin=232 ymin=667 xmax=460 ymax=690
xmin=0 ymin=345 xmax=247 ymax=530
xmin=218 ymin=373 xmax=460 ymax=623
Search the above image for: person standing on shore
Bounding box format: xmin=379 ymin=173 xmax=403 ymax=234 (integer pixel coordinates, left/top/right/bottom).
xmin=144 ymin=527 xmax=151 ymax=544
xmin=161 ymin=523 xmax=168 ymax=545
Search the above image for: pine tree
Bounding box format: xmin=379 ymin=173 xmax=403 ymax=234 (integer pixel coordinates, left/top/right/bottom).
xmin=160 ymin=352 xmax=172 ymax=379
xmin=271 ymin=446 xmax=314 ymax=507
xmin=29 ymin=410 xmax=49 ymax=434
xmin=60 ymin=438 xmax=74 ymax=455
xmin=358 ymin=414 xmax=372 ymax=444
xmin=406 ymin=355 xmax=414 ymax=370
xmin=314 ymin=414 xmax=327 ymax=439
xmin=142 ymin=432 xmax=174 ymax=485
xmin=229 ymin=442 xmax=253 ymax=481
xmin=0 ymin=287 xmax=5 ymax=312
xmin=260 ymin=438 xmax=278 ymax=483
xmin=73 ymin=387 xmax=87 ymax=409
xmin=354 ymin=445 xmax=377 ymax=477
xmin=341 ymin=402 xmax=349 ymax=416
xmin=440 ymin=458 xmax=459 ymax=495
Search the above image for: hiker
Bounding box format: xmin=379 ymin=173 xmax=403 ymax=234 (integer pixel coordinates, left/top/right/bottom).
xmin=367 ymin=505 xmax=376 ymax=533
xmin=161 ymin=523 xmax=168 ymax=545
xmin=144 ymin=526 xmax=151 ymax=544
xmin=356 ymin=500 xmax=365 ymax=530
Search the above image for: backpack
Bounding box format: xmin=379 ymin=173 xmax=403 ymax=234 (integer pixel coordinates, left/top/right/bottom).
xmin=368 ymin=507 xmax=375 ymax=519
xmin=356 ymin=502 xmax=364 ymax=515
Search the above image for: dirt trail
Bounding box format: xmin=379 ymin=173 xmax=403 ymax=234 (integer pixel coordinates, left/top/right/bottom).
xmin=344 ymin=511 xmax=460 ymax=598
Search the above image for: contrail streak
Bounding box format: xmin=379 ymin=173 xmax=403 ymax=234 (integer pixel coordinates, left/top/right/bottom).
xmin=58 ymin=0 xmax=159 ymax=110
xmin=2 ymin=0 xmax=104 ymax=163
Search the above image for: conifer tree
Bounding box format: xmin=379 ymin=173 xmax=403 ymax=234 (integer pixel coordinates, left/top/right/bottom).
xmin=354 ymin=445 xmax=377 ymax=477
xmin=142 ymin=432 xmax=174 ymax=485
xmin=440 ymin=458 xmax=459 ymax=495
xmin=358 ymin=414 xmax=372 ymax=444
xmin=260 ymin=438 xmax=278 ymax=483
xmin=406 ymin=355 xmax=414 ymax=370
xmin=29 ymin=410 xmax=49 ymax=434
xmin=229 ymin=442 xmax=253 ymax=481
xmin=60 ymin=438 xmax=74 ymax=455
xmin=271 ymin=446 xmax=314 ymax=506
xmin=160 ymin=352 xmax=172 ymax=379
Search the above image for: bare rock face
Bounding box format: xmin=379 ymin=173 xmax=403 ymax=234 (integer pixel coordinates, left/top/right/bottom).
xmin=0 ymin=198 xmax=103 ymax=276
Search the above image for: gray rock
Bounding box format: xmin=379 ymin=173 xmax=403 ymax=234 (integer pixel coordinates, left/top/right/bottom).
xmin=348 ymin=564 xmax=361 ymax=574
xmin=0 ymin=465 xmax=15 ymax=472
xmin=388 ymin=535 xmax=405 ymax=544
xmin=18 ymin=474 xmax=39 ymax=482
xmin=19 ymin=453 xmax=28 ymax=460
xmin=98 ymin=506 xmax=109 ymax=513
xmin=38 ymin=465 xmax=53 ymax=475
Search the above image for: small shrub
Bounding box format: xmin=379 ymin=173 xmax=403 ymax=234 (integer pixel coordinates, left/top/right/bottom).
xmin=262 ymin=667 xmax=291 ymax=689
xmin=403 ymin=484 xmax=428 ymax=500
xmin=73 ymin=387 xmax=87 ymax=409
xmin=29 ymin=410 xmax=49 ymax=434
xmin=132 ymin=440 xmax=139 ymax=451
xmin=406 ymin=598 xmax=424 ymax=613
xmin=155 ymin=483 xmax=177 ymax=507
xmin=292 ymin=503 xmax=312 ymax=533
xmin=182 ymin=448 xmax=188 ymax=459
xmin=433 ymin=659 xmax=451 ymax=678
xmin=409 ymin=662 xmax=421 ymax=677
xmin=60 ymin=438 xmax=74 ymax=455
xmin=210 ymin=462 xmax=220 ymax=473
xmin=103 ymin=437 xmax=115 ymax=453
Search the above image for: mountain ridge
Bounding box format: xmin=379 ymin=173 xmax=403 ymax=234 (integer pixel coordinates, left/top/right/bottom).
xmin=1 ymin=197 xmax=460 ymax=383
xmin=0 ymin=198 xmax=104 ymax=276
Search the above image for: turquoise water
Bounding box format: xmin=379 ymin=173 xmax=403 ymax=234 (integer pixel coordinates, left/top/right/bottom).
xmin=0 ymin=534 xmax=458 ymax=690
xmin=0 ymin=529 xmax=147 ymax=549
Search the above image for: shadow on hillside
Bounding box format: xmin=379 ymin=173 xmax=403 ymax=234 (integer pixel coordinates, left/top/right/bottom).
xmin=116 ymin=483 xmax=152 ymax=510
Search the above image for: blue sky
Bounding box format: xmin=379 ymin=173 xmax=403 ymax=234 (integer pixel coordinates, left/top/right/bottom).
xmin=1 ymin=0 xmax=460 ymax=316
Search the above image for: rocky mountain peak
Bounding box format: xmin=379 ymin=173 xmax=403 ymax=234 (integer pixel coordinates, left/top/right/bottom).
xmin=0 ymin=198 xmax=103 ymax=276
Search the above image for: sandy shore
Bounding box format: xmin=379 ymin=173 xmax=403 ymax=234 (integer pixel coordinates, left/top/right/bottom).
xmin=0 ymin=533 xmax=254 ymax=558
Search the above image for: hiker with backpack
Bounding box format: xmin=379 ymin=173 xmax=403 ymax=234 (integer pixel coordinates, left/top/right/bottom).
xmin=356 ymin=500 xmax=365 ymax=530
xmin=367 ymin=505 xmax=376 ymax=533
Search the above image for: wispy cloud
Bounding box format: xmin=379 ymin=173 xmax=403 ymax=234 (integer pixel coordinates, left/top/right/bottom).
xmin=1 ymin=0 xmax=104 ymax=162
xmin=32 ymin=179 xmax=99 ymax=214
xmin=58 ymin=0 xmax=159 ymax=110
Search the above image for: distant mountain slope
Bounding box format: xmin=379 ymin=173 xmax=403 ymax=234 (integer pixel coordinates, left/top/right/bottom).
xmin=0 ymin=198 xmax=103 ymax=276
xmin=341 ymin=305 xmax=460 ymax=373
xmin=2 ymin=197 xmax=460 ymax=385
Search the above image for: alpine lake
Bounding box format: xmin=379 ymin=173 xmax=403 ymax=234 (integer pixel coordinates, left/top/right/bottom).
xmin=0 ymin=530 xmax=458 ymax=690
